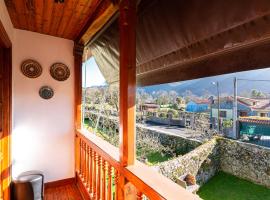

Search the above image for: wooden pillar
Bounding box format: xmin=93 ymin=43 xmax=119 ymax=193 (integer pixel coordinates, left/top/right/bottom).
xmin=74 ymin=43 xmax=84 ymax=130
xmin=119 ymin=0 xmax=137 ymax=167
xmin=118 ymin=0 xmax=137 ymax=199
xmin=74 ymin=43 xmax=84 ymax=179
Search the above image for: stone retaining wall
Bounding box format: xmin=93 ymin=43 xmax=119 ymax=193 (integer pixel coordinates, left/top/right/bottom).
xmin=155 ymin=139 xmax=220 ymax=185
xmin=87 ymin=111 xmax=270 ymax=188
xmin=137 ymin=126 xmax=201 ymax=156
xmin=219 ymin=138 xmax=270 ymax=188
xmin=87 ymin=111 xmax=202 ymax=155
xmin=155 ymin=137 xmax=270 ymax=188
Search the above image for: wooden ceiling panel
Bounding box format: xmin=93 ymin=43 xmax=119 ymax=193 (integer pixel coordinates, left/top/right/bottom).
xmin=4 ymin=0 xmax=118 ymax=43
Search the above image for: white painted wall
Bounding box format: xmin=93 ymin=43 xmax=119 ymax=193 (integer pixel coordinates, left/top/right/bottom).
xmin=12 ymin=29 xmax=75 ymax=182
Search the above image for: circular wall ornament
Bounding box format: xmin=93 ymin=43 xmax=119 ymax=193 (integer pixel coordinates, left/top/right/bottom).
xmin=21 ymin=59 xmax=42 ymax=78
xmin=50 ymin=63 xmax=70 ymax=81
xmin=39 ymin=86 xmax=54 ymax=100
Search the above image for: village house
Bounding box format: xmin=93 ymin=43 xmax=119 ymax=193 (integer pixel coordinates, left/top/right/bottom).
xmin=186 ymin=99 xmax=210 ymax=113
xmin=211 ymin=96 xmax=270 ymax=120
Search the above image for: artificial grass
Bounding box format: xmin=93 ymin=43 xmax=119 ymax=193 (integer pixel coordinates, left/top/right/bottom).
xmin=198 ymin=171 xmax=270 ymax=200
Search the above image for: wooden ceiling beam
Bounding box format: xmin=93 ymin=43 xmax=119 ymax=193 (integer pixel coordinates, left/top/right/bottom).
xmin=75 ymin=0 xmax=119 ymax=45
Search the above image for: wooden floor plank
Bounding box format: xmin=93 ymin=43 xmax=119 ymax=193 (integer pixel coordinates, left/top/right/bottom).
xmin=44 ymin=183 xmax=83 ymax=200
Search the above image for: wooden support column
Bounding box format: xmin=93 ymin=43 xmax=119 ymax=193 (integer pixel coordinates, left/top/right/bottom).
xmin=119 ymin=0 xmax=137 ymax=199
xmin=74 ymin=43 xmax=84 ymax=178
xmin=119 ymin=0 xmax=137 ymax=168
xmin=74 ymin=43 xmax=84 ymax=130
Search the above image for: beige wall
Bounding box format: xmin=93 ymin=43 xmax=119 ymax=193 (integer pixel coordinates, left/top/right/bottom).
xmin=1 ymin=1 xmax=75 ymax=182
xmin=2 ymin=1 xmax=75 ymax=183
xmin=11 ymin=29 xmax=75 ymax=182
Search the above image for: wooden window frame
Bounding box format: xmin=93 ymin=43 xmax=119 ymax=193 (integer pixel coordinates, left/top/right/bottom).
xmin=0 ymin=19 xmax=12 ymax=200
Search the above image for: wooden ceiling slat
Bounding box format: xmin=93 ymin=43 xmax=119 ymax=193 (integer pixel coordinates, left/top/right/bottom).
xmin=42 ymin=1 xmax=54 ymax=34
xmin=34 ymin=0 xmax=44 ymax=33
xmin=59 ymin=0 xmax=81 ymax=39
xmin=71 ymin=0 xmax=100 ymax=40
xmin=62 ymin=0 xmax=87 ymax=39
xmin=49 ymin=2 xmax=65 ymax=36
xmin=5 ymin=0 xmax=119 ymax=43
xmin=24 ymin=0 xmax=35 ymax=32
xmin=13 ymin=0 xmax=28 ymax=29
xmin=56 ymin=0 xmax=76 ymax=37
xmin=4 ymin=0 xmax=19 ymax=28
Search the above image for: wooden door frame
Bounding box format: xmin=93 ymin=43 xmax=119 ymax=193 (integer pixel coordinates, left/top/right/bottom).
xmin=0 ymin=19 xmax=12 ymax=200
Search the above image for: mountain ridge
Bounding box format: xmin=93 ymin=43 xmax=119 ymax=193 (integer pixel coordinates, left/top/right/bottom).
xmin=142 ymin=68 xmax=270 ymax=97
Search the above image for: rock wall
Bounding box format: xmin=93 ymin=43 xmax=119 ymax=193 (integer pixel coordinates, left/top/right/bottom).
xmin=137 ymin=126 xmax=201 ymax=156
xmin=147 ymin=116 xmax=185 ymax=127
xmin=87 ymin=111 xmax=270 ymax=188
xmin=87 ymin=111 xmax=202 ymax=155
xmin=155 ymin=139 xmax=220 ymax=185
xmin=219 ymin=138 xmax=270 ymax=188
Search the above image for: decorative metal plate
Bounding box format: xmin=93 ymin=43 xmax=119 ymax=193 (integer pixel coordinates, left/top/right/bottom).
xmin=50 ymin=63 xmax=70 ymax=81
xmin=21 ymin=59 xmax=42 ymax=78
xmin=39 ymin=86 xmax=54 ymax=100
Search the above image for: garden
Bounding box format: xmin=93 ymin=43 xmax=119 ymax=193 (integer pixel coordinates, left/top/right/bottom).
xmin=84 ymin=115 xmax=270 ymax=200
xmin=198 ymin=172 xmax=270 ymax=200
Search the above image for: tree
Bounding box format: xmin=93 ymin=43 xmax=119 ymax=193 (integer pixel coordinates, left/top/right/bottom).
xmin=251 ymin=89 xmax=266 ymax=98
xmin=168 ymin=90 xmax=178 ymax=104
xmin=155 ymin=90 xmax=169 ymax=105
xmin=107 ymin=86 xmax=119 ymax=112
xmin=183 ymin=90 xmax=196 ymax=103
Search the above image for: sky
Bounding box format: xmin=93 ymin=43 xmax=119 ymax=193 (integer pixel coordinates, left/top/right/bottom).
xmin=82 ymin=57 xmax=106 ymax=87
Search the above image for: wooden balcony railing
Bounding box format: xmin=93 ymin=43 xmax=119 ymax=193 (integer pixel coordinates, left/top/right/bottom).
xmin=75 ymin=130 xmax=200 ymax=200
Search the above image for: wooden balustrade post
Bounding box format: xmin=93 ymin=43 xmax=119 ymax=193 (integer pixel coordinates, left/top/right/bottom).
xmin=93 ymin=152 xmax=97 ymax=199
xmin=97 ymin=156 xmax=102 ymax=199
xmin=119 ymin=0 xmax=137 ymax=199
xmin=102 ymin=160 xmax=106 ymax=200
xmin=86 ymin=145 xmax=90 ymax=188
xmin=89 ymin=148 xmax=93 ymax=194
xmin=79 ymin=139 xmax=82 ymax=175
xmin=107 ymin=165 xmax=112 ymax=200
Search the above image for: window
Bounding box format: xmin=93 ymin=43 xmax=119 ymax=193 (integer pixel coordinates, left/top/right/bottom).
xmin=260 ymin=113 xmax=267 ymax=117
xmin=219 ymin=111 xmax=227 ymax=118
xmin=240 ymin=111 xmax=247 ymax=117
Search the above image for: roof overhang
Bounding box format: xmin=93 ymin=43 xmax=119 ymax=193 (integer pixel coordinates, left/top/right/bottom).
xmin=89 ymin=0 xmax=270 ymax=86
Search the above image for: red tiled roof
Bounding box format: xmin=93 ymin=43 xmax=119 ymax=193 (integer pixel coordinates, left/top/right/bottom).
xmin=239 ymin=118 xmax=270 ymax=125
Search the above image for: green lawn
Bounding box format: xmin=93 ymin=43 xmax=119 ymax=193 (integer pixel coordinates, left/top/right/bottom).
xmin=146 ymin=152 xmax=171 ymax=165
xmin=198 ymin=172 xmax=270 ymax=200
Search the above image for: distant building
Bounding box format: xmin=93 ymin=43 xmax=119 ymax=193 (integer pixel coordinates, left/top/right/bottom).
xmin=211 ymin=96 xmax=270 ymax=120
xmin=238 ymin=97 xmax=270 ymax=118
xmin=141 ymin=103 xmax=160 ymax=112
xmin=186 ymin=99 xmax=210 ymax=113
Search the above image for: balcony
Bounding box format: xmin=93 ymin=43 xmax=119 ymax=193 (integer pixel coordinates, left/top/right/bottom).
xmin=1 ymin=0 xmax=270 ymax=199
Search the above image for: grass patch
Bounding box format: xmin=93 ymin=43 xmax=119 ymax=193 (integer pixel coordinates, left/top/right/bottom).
xmin=146 ymin=152 xmax=171 ymax=165
xmin=84 ymin=118 xmax=173 ymax=165
xmin=198 ymin=171 xmax=270 ymax=200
